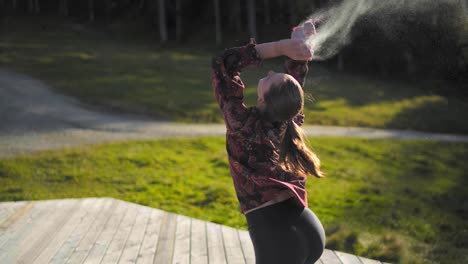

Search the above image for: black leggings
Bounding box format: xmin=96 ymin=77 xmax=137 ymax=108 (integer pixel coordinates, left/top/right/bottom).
xmin=246 ymin=198 xmax=326 ymax=264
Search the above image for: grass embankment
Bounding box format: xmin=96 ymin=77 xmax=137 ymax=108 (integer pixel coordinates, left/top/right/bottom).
xmin=1 ymin=137 xmax=467 ymax=263
xmin=1 ymin=17 xmax=468 ymax=133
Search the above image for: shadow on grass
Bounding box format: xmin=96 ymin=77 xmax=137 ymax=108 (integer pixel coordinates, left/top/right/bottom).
xmin=307 ymin=71 xmax=424 ymax=106
xmin=386 ymin=97 xmax=468 ymax=134
xmin=312 ymin=139 xmax=468 ymax=263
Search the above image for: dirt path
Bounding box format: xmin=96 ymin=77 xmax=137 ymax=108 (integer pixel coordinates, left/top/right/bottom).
xmin=1 ymin=69 xmax=468 ymax=158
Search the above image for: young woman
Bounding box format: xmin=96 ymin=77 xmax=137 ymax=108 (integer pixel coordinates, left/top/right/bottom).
xmin=211 ymin=23 xmax=326 ymax=264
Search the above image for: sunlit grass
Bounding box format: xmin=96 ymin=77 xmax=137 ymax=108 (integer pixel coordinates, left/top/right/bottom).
xmin=1 ymin=137 xmax=467 ymax=263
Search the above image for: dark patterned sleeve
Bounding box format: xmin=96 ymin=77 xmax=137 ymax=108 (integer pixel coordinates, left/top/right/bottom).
xmin=284 ymin=59 xmax=309 ymax=127
xmin=211 ymin=41 xmax=262 ymax=131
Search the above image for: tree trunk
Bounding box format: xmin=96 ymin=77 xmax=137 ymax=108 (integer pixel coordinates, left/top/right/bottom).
xmin=0 ymin=0 xmax=4 ymax=18
xmin=59 ymin=0 xmax=69 ymax=17
xmin=34 ymin=0 xmax=40 ymax=14
xmin=247 ymin=0 xmax=257 ymax=40
xmin=138 ymin=0 xmax=145 ymax=11
xmin=89 ymin=0 xmax=95 ymax=21
xmin=337 ymin=53 xmax=344 ymax=72
xmin=288 ymin=1 xmax=296 ymax=25
xmin=12 ymin=0 xmax=17 ymax=10
xmin=63 ymin=0 xmax=68 ymax=16
xmin=404 ymin=50 xmax=416 ymax=75
xmin=105 ymin=0 xmax=111 ymax=23
xmin=277 ymin=0 xmax=285 ymax=22
xmin=233 ymin=0 xmax=242 ymax=32
xmin=263 ymin=0 xmax=271 ymax=25
xmin=227 ymin=0 xmax=241 ymax=32
xmin=176 ymin=0 xmax=182 ymax=41
xmin=214 ymin=0 xmax=222 ymax=45
xmin=462 ymin=0 xmax=467 ymax=15
xmin=158 ymin=0 xmax=168 ymax=43
xmin=28 ymin=0 xmax=34 ymax=13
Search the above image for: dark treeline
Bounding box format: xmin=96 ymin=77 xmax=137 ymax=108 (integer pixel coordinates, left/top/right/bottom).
xmin=342 ymin=2 xmax=467 ymax=85
xmin=0 ymin=0 xmax=325 ymax=41
xmin=1 ymin=0 xmax=467 ymax=85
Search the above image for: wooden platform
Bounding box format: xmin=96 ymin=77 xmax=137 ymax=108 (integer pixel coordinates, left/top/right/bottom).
xmin=0 ymin=197 xmax=386 ymax=264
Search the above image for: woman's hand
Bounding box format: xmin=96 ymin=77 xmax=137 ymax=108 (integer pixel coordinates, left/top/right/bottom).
xmin=276 ymin=39 xmax=313 ymax=61
xmin=287 ymin=21 xmax=316 ymax=61
xmin=291 ymin=21 xmax=316 ymax=41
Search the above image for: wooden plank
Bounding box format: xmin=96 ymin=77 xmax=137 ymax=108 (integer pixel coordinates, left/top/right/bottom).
xmin=237 ymin=230 xmax=255 ymax=264
xmin=0 ymin=201 xmax=23 ymax=211
xmin=0 ymin=201 xmax=37 ymax=246
xmin=49 ymin=198 xmax=107 ymax=264
xmin=0 ymin=201 xmax=15 ymax=210
xmin=33 ymin=199 xmax=93 ymax=264
xmin=359 ymin=256 xmax=383 ymax=264
xmin=172 ymin=214 xmax=191 ymax=264
xmin=153 ymin=212 xmax=177 ymax=264
xmin=118 ymin=205 xmax=152 ymax=264
xmin=17 ymin=198 xmax=82 ymax=264
xmin=0 ymin=201 xmax=28 ymax=225
xmin=319 ymin=249 xmax=343 ymax=264
xmin=1 ymin=199 xmax=385 ymax=264
xmin=65 ymin=198 xmax=117 ymax=264
xmin=315 ymin=258 xmax=325 ymax=264
xmin=190 ymin=218 xmax=208 ymax=264
xmin=335 ymin=250 xmax=362 ymax=264
xmin=206 ymin=223 xmax=227 ymax=264
xmin=100 ymin=200 xmax=140 ymax=264
xmin=221 ymin=225 xmax=245 ymax=264
xmin=134 ymin=208 xmax=165 ymax=264
xmin=0 ymin=200 xmax=58 ymax=263
xmin=237 ymin=230 xmax=254 ymax=264
xmin=82 ymin=199 xmax=130 ymax=264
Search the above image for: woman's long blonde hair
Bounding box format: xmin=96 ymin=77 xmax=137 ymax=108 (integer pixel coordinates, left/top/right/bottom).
xmin=262 ymin=79 xmax=325 ymax=178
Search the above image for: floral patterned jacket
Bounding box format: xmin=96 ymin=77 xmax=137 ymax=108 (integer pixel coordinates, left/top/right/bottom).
xmin=211 ymin=41 xmax=309 ymax=214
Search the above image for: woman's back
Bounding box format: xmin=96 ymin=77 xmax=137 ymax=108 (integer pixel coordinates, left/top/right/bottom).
xmin=212 ymin=42 xmax=309 ymax=214
xmin=211 ymin=30 xmax=326 ymax=263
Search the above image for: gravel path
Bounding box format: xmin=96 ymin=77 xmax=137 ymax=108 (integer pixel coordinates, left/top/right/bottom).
xmin=1 ymin=69 xmax=468 ymax=158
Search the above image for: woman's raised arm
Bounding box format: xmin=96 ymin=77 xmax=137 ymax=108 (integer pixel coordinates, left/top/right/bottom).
xmin=255 ymin=39 xmax=313 ymax=61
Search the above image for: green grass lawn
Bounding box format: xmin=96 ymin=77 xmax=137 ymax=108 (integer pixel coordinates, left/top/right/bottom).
xmin=1 ymin=17 xmax=468 ymax=133
xmin=1 ymin=137 xmax=467 ymax=264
